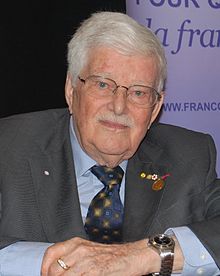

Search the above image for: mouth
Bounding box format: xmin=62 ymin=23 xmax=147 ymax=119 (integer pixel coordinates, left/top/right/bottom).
xmin=99 ymin=119 xmax=129 ymax=130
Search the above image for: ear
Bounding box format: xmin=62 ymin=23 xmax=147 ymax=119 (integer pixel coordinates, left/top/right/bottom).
xmin=65 ymin=73 xmax=74 ymax=114
xmin=149 ymin=92 xmax=165 ymax=126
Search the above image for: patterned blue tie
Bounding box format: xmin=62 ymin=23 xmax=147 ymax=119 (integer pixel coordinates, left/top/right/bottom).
xmin=84 ymin=165 xmax=124 ymax=244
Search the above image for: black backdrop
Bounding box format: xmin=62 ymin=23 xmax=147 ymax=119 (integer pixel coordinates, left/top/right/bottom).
xmin=0 ymin=0 xmax=126 ymax=118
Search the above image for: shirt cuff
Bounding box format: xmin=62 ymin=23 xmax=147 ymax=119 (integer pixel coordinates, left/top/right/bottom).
xmin=165 ymin=226 xmax=220 ymax=276
xmin=0 ymin=241 xmax=52 ymax=276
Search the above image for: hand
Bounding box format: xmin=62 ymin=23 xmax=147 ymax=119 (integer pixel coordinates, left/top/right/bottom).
xmin=41 ymin=237 xmax=159 ymax=276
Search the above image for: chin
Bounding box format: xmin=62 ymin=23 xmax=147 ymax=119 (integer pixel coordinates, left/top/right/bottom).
xmin=98 ymin=143 xmax=129 ymax=155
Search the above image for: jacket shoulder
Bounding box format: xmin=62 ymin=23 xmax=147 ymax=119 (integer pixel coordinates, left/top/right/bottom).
xmin=0 ymin=108 xmax=69 ymax=154
xmin=148 ymin=123 xmax=210 ymax=141
xmin=142 ymin=123 xmax=216 ymax=162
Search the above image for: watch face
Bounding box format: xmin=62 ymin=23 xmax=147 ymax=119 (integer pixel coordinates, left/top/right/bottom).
xmin=154 ymin=235 xmax=171 ymax=245
xmin=149 ymin=234 xmax=175 ymax=249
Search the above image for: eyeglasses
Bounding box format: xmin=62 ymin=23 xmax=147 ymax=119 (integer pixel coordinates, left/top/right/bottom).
xmin=78 ymin=75 xmax=161 ymax=108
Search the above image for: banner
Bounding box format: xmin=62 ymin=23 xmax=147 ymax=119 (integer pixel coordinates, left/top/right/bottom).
xmin=126 ymin=0 xmax=220 ymax=176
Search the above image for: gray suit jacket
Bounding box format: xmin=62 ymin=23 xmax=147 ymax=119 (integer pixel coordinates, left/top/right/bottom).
xmin=0 ymin=108 xmax=220 ymax=267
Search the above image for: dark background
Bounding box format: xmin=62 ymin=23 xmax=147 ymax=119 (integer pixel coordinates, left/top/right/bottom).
xmin=0 ymin=0 xmax=126 ymax=118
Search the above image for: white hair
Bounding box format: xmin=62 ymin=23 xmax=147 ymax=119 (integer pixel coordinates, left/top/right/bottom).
xmin=67 ymin=11 xmax=167 ymax=92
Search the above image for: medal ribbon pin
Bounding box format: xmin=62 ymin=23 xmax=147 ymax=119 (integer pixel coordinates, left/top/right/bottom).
xmin=140 ymin=172 xmax=170 ymax=191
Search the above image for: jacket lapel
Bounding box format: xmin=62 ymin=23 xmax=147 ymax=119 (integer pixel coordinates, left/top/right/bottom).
xmin=29 ymin=111 xmax=87 ymax=242
xmin=122 ymin=138 xmax=172 ymax=242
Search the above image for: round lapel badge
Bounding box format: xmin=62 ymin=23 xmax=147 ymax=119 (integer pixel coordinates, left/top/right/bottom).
xmin=152 ymin=179 xmax=164 ymax=191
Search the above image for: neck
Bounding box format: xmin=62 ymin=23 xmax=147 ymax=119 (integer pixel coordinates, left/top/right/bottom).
xmin=92 ymin=153 xmax=125 ymax=168
xmin=84 ymin=144 xmax=130 ymax=168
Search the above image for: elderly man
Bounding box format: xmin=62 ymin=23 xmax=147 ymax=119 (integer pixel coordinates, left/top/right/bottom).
xmin=0 ymin=11 xmax=220 ymax=276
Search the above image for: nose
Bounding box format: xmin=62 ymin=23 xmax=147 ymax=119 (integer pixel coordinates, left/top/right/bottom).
xmin=108 ymin=86 xmax=128 ymax=115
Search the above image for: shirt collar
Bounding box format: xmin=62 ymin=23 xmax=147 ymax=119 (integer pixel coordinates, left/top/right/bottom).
xmin=69 ymin=117 xmax=127 ymax=178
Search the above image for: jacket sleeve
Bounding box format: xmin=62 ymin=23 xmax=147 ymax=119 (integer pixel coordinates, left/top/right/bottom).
xmin=188 ymin=134 xmax=220 ymax=268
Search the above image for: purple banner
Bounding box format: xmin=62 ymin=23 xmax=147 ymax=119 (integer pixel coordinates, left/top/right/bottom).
xmin=126 ymin=0 xmax=220 ymax=176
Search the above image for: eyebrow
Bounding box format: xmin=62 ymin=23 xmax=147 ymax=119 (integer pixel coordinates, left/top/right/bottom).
xmin=89 ymin=72 xmax=155 ymax=87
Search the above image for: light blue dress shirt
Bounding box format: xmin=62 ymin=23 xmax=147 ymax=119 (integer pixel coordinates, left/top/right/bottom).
xmin=0 ymin=119 xmax=219 ymax=276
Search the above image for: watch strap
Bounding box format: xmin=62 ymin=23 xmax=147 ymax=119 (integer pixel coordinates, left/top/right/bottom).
xmin=148 ymin=234 xmax=175 ymax=276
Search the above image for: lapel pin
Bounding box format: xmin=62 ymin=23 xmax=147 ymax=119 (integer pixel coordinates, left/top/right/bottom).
xmin=44 ymin=170 xmax=50 ymax=176
xmin=140 ymin=172 xmax=170 ymax=191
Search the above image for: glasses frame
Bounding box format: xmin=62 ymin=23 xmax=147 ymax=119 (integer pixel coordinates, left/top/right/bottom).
xmin=78 ymin=75 xmax=162 ymax=108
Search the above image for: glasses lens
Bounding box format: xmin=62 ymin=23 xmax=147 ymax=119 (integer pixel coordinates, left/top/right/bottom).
xmin=85 ymin=76 xmax=116 ymax=97
xmin=128 ymin=86 xmax=157 ymax=107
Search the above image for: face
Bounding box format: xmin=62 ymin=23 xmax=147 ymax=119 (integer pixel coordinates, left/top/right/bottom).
xmin=65 ymin=47 xmax=164 ymax=167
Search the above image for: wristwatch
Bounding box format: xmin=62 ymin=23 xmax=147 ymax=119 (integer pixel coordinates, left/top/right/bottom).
xmin=148 ymin=234 xmax=175 ymax=276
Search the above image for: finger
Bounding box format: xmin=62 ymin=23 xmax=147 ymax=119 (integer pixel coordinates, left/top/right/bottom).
xmin=41 ymin=243 xmax=66 ymax=275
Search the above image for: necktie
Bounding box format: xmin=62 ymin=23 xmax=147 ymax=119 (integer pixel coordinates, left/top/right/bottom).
xmin=84 ymin=165 xmax=124 ymax=244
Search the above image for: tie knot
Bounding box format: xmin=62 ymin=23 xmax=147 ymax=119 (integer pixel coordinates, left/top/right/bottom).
xmin=91 ymin=165 xmax=124 ymax=187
